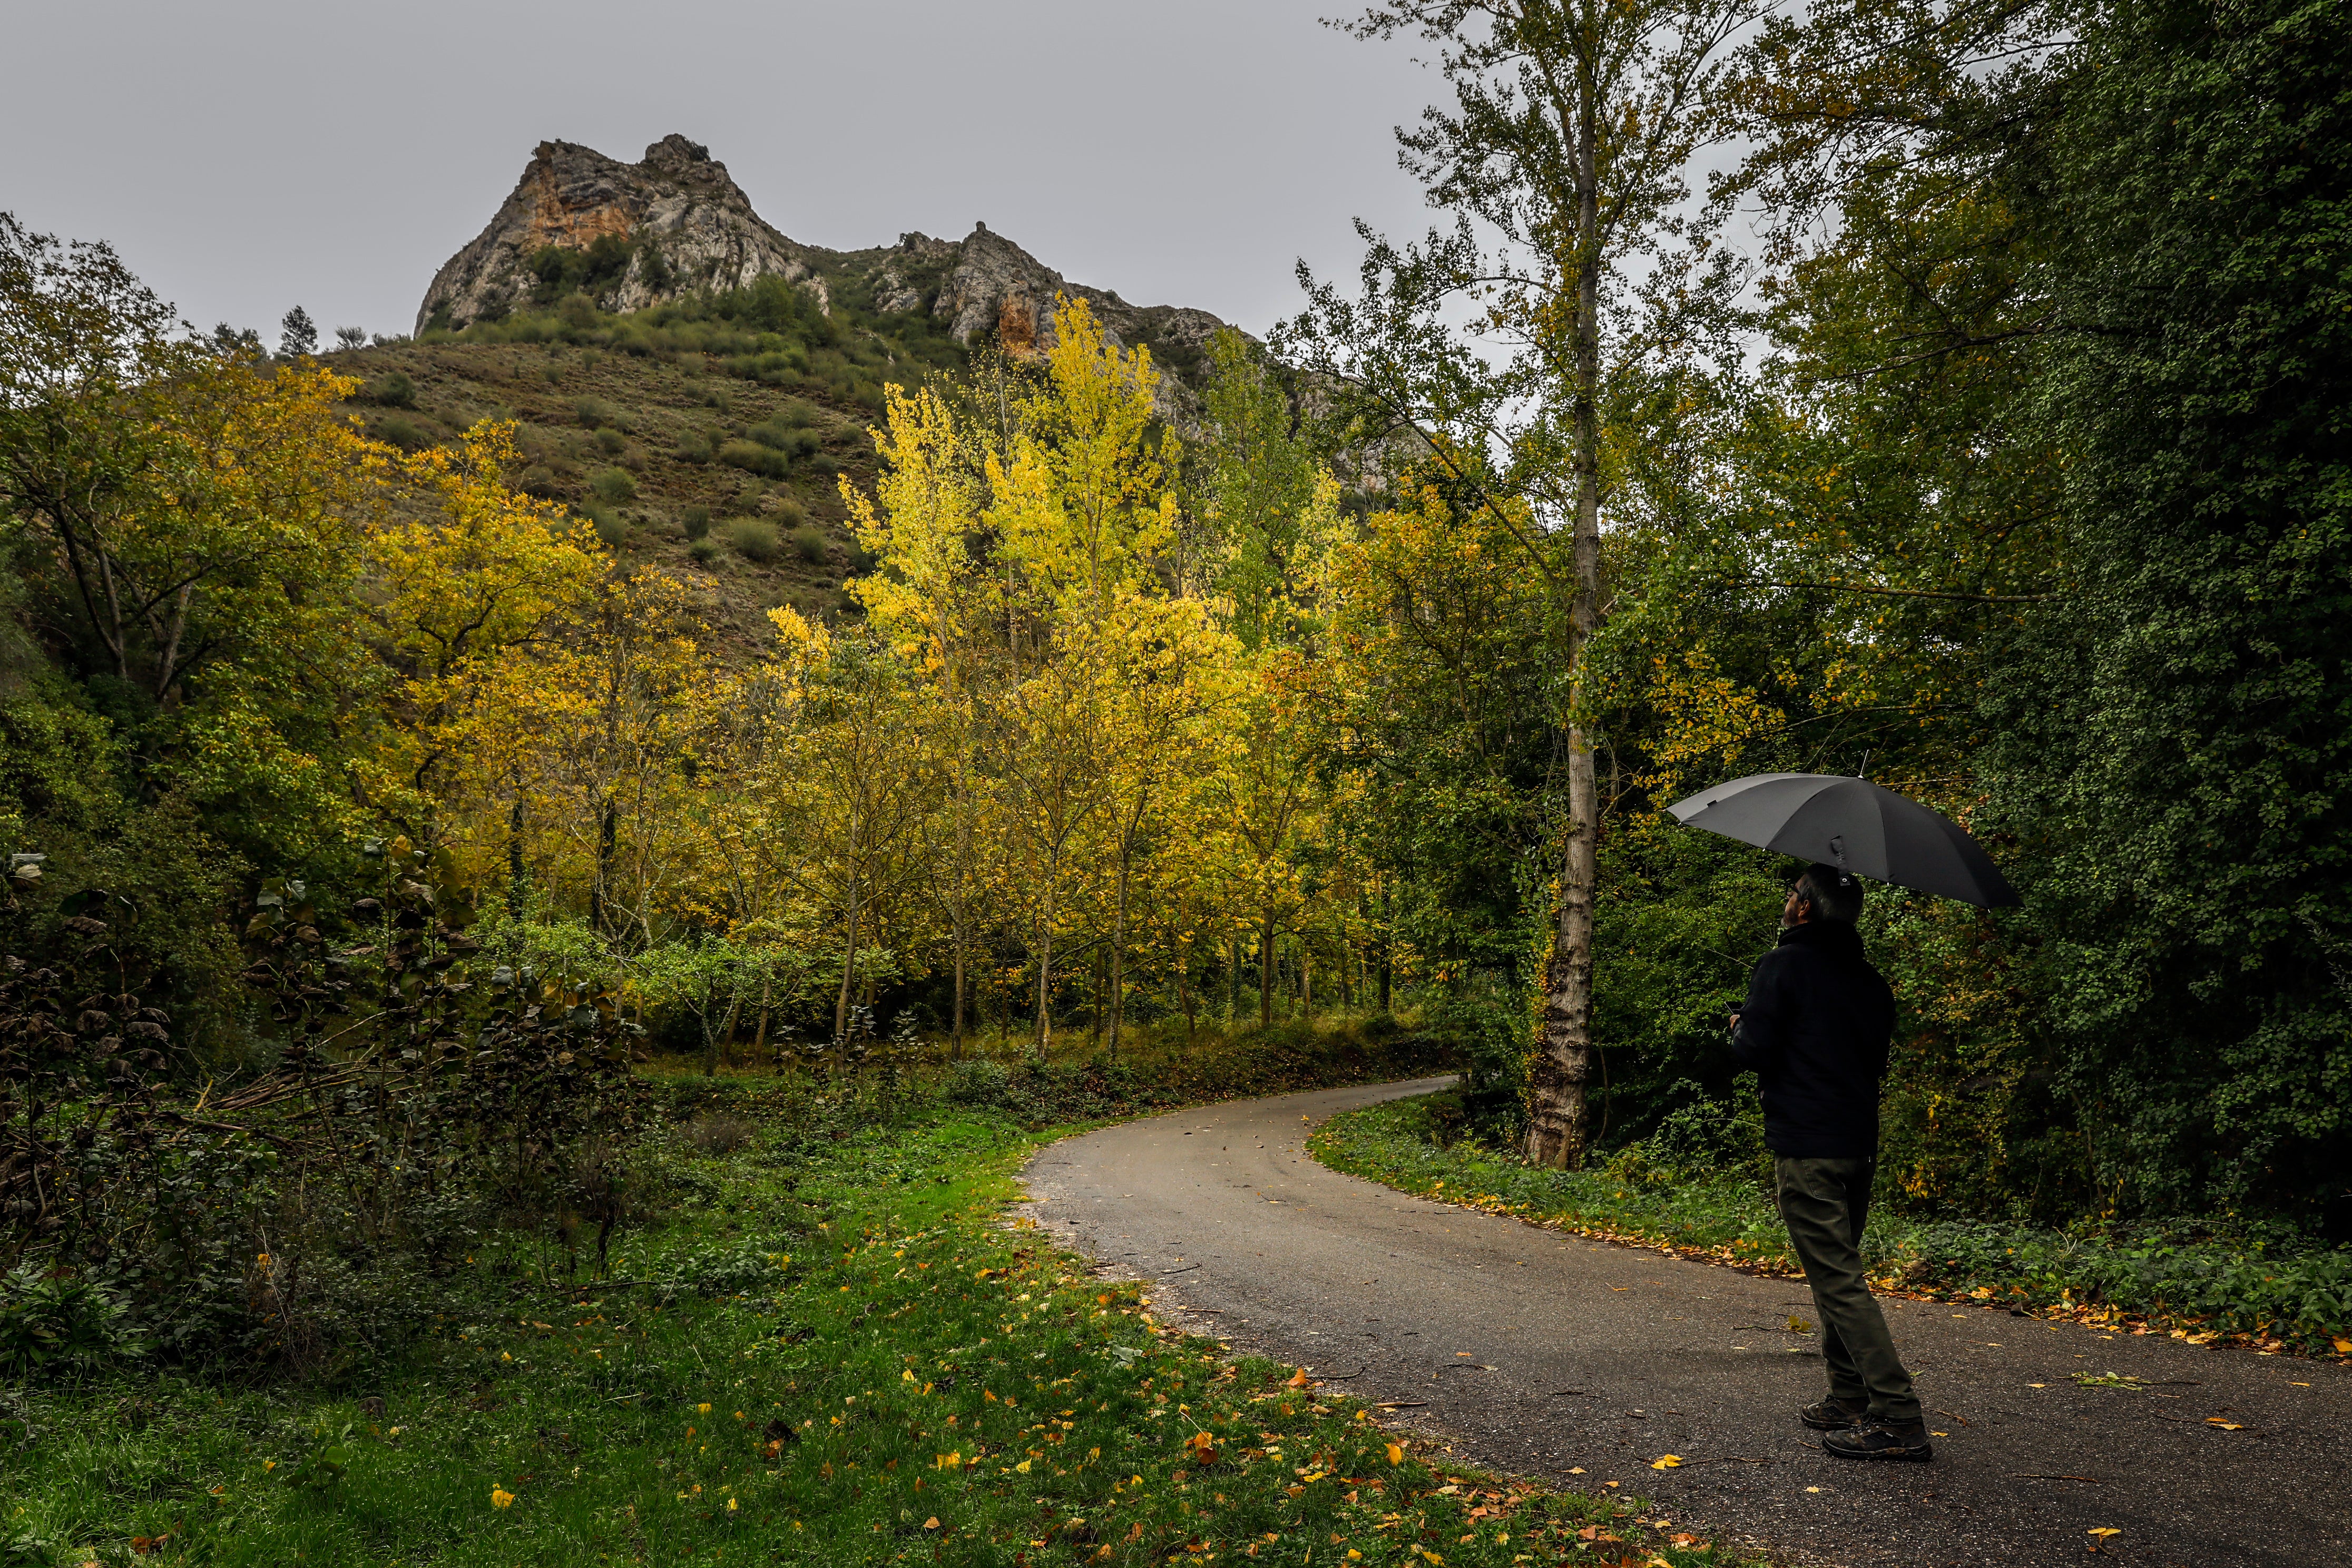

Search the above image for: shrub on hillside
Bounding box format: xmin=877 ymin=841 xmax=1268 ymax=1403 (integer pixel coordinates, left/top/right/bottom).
xmin=681 ymin=505 xmax=711 ymax=541
xmin=359 ymin=370 xmax=416 ymax=408
xmin=376 ymin=415 xmax=430 ymax=451
xmin=721 ymin=517 xmax=781 ymax=563
xmin=590 ymin=467 xmax=638 ymax=504
xmin=718 ymin=439 xmax=789 ymax=478
xmin=748 ymin=420 xmax=821 ymax=460
xmin=787 ymin=525 xmax=828 ymax=564
xmin=582 ymin=505 xmax=628 ymax=546
xmin=574 ymin=396 xmax=620 ymax=429
xmin=688 ymin=537 xmax=722 ymax=566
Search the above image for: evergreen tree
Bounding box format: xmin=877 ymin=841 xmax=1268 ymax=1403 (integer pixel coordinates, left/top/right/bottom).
xmin=278 ymin=304 xmax=317 ymax=357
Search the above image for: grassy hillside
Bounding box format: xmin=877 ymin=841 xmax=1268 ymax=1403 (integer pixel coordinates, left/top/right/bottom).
xmin=328 ymin=280 xmax=969 ymax=655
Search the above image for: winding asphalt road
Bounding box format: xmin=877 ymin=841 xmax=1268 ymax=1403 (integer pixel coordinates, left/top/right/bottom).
xmin=1022 ymin=1077 xmax=2351 ymax=1568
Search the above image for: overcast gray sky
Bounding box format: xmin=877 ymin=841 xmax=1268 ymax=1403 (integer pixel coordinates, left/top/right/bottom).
xmin=3 ymin=0 xmax=1442 ymax=342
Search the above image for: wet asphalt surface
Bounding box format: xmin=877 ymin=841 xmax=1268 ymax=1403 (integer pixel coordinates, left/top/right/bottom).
xmin=1021 ymin=1077 xmax=2351 ymax=1568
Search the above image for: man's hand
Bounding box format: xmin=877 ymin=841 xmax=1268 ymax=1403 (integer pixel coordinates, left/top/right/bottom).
xmin=1727 ymin=1008 xmax=1744 ymax=1037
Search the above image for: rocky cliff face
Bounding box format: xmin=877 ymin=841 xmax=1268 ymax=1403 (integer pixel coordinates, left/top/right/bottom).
xmin=418 ymin=135 xmax=1240 ymax=412
xmin=416 ymin=135 xmax=813 ymax=334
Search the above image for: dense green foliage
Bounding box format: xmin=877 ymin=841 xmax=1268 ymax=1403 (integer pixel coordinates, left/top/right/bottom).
xmin=1984 ymin=0 xmax=2352 ymax=1223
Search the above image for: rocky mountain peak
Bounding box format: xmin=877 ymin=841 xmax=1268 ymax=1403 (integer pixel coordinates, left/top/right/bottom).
xmin=416 ymin=135 xmax=810 ymax=334
xmin=416 ymin=136 xmax=1243 ymax=416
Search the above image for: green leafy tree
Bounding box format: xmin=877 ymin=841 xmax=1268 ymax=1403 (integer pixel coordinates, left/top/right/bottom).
xmin=1287 ymin=0 xmax=1770 ymax=1167
xmin=1983 ymin=0 xmax=2352 ymax=1223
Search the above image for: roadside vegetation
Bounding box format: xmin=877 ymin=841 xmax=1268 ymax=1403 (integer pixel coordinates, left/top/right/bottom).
xmin=1315 ymin=1093 xmax=2352 ymax=1363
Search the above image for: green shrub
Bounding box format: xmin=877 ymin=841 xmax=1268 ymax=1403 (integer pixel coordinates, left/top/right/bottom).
xmin=771 ymin=497 xmax=809 ymax=528
xmin=777 ymin=399 xmax=819 ymax=428
xmin=721 ymin=517 xmax=781 ymax=563
xmin=590 ymin=467 xmax=638 ymax=504
xmin=360 ymin=370 xmax=416 ymax=408
xmin=747 ymin=420 xmax=820 ymax=460
xmin=717 ymin=439 xmax=790 ymax=478
xmin=681 ymin=505 xmax=711 ymax=541
xmin=595 ymin=427 xmax=626 ymax=456
xmin=376 ymin=415 xmax=430 ymax=451
xmin=667 ymin=1241 xmax=783 ymax=1301
xmin=574 ymin=396 xmax=619 ymax=429
xmin=688 ymin=537 xmax=723 ymax=565
xmin=0 ymin=1266 xmax=149 ymax=1377
xmin=580 ymin=505 xmax=628 ymax=546
xmin=787 ymin=525 xmax=828 ymax=564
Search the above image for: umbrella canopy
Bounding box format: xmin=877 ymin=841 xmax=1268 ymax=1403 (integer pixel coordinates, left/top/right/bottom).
xmin=1664 ymin=773 xmax=2019 ymax=908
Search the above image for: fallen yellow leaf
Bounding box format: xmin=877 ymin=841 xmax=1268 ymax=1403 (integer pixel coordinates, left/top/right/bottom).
xmin=2205 ymin=1418 xmax=2243 ymax=1430
xmin=491 ymin=1487 xmax=515 ymax=1510
xmin=2334 ymin=1338 xmax=2351 ymax=1354
xmin=924 ymin=1517 xmax=940 ymax=1530
xmin=1385 ymin=1443 xmax=1405 ymax=1465
xmin=2088 ymin=1527 xmax=2120 ymax=1539
xmin=1651 ymin=1455 xmax=1683 ymax=1469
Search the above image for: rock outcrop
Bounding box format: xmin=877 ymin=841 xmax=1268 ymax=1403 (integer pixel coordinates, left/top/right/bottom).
xmin=417 ymin=135 xmax=1244 ymax=415
xmin=415 ymin=135 xmax=813 ymax=334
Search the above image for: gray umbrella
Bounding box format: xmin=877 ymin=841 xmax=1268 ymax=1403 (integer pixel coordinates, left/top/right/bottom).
xmin=1664 ymin=773 xmax=2019 ymax=908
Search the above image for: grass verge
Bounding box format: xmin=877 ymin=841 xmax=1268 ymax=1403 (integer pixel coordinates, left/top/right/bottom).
xmin=1311 ymin=1092 xmax=2352 ymax=1362
xmin=2 ymin=1092 xmax=1762 ymax=1566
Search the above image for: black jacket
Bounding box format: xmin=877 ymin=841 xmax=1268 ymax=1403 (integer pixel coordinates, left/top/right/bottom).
xmin=1729 ymin=919 xmax=1895 ymax=1159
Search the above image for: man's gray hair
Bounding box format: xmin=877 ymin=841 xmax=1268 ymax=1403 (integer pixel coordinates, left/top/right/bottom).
xmin=1798 ymin=863 xmax=1866 ymax=923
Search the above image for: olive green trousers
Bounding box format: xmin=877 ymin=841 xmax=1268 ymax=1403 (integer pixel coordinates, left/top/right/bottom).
xmin=1775 ymin=1155 xmax=1922 ymax=1425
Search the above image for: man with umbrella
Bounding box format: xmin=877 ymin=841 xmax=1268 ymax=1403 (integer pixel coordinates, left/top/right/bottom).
xmin=1672 ymin=770 xmax=2015 ymax=1464
xmin=1730 ymin=861 xmax=1929 ymax=1460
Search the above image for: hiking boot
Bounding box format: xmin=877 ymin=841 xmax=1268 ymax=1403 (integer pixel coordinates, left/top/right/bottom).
xmin=1799 ymin=1396 xmax=1868 ymax=1431
xmin=1822 ymin=1418 xmax=1934 ymax=1462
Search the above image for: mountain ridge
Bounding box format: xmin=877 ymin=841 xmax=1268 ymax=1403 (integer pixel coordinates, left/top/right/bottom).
xmin=417 ymin=135 xmax=1239 ymax=411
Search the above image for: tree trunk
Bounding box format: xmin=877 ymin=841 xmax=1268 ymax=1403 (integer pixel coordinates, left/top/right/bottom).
xmin=951 ymin=772 xmax=972 ymax=1059
xmin=1379 ymin=880 xmax=1393 ymax=1012
xmin=1092 ymin=945 xmax=1107 ymax=1047
xmin=1229 ymin=934 xmax=1241 ymax=1022
xmin=1524 ymin=74 xmax=1607 ymax=1171
xmin=589 ymin=799 xmax=618 ymax=940
xmin=1035 ymin=874 xmax=1056 ymax=1057
xmin=1108 ymin=844 xmax=1131 ymax=1057
xmin=835 ymin=884 xmax=863 ymax=1045
xmin=506 ymin=796 xmax=527 ymax=916
xmin=1259 ymin=915 xmax=1275 ymax=1028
